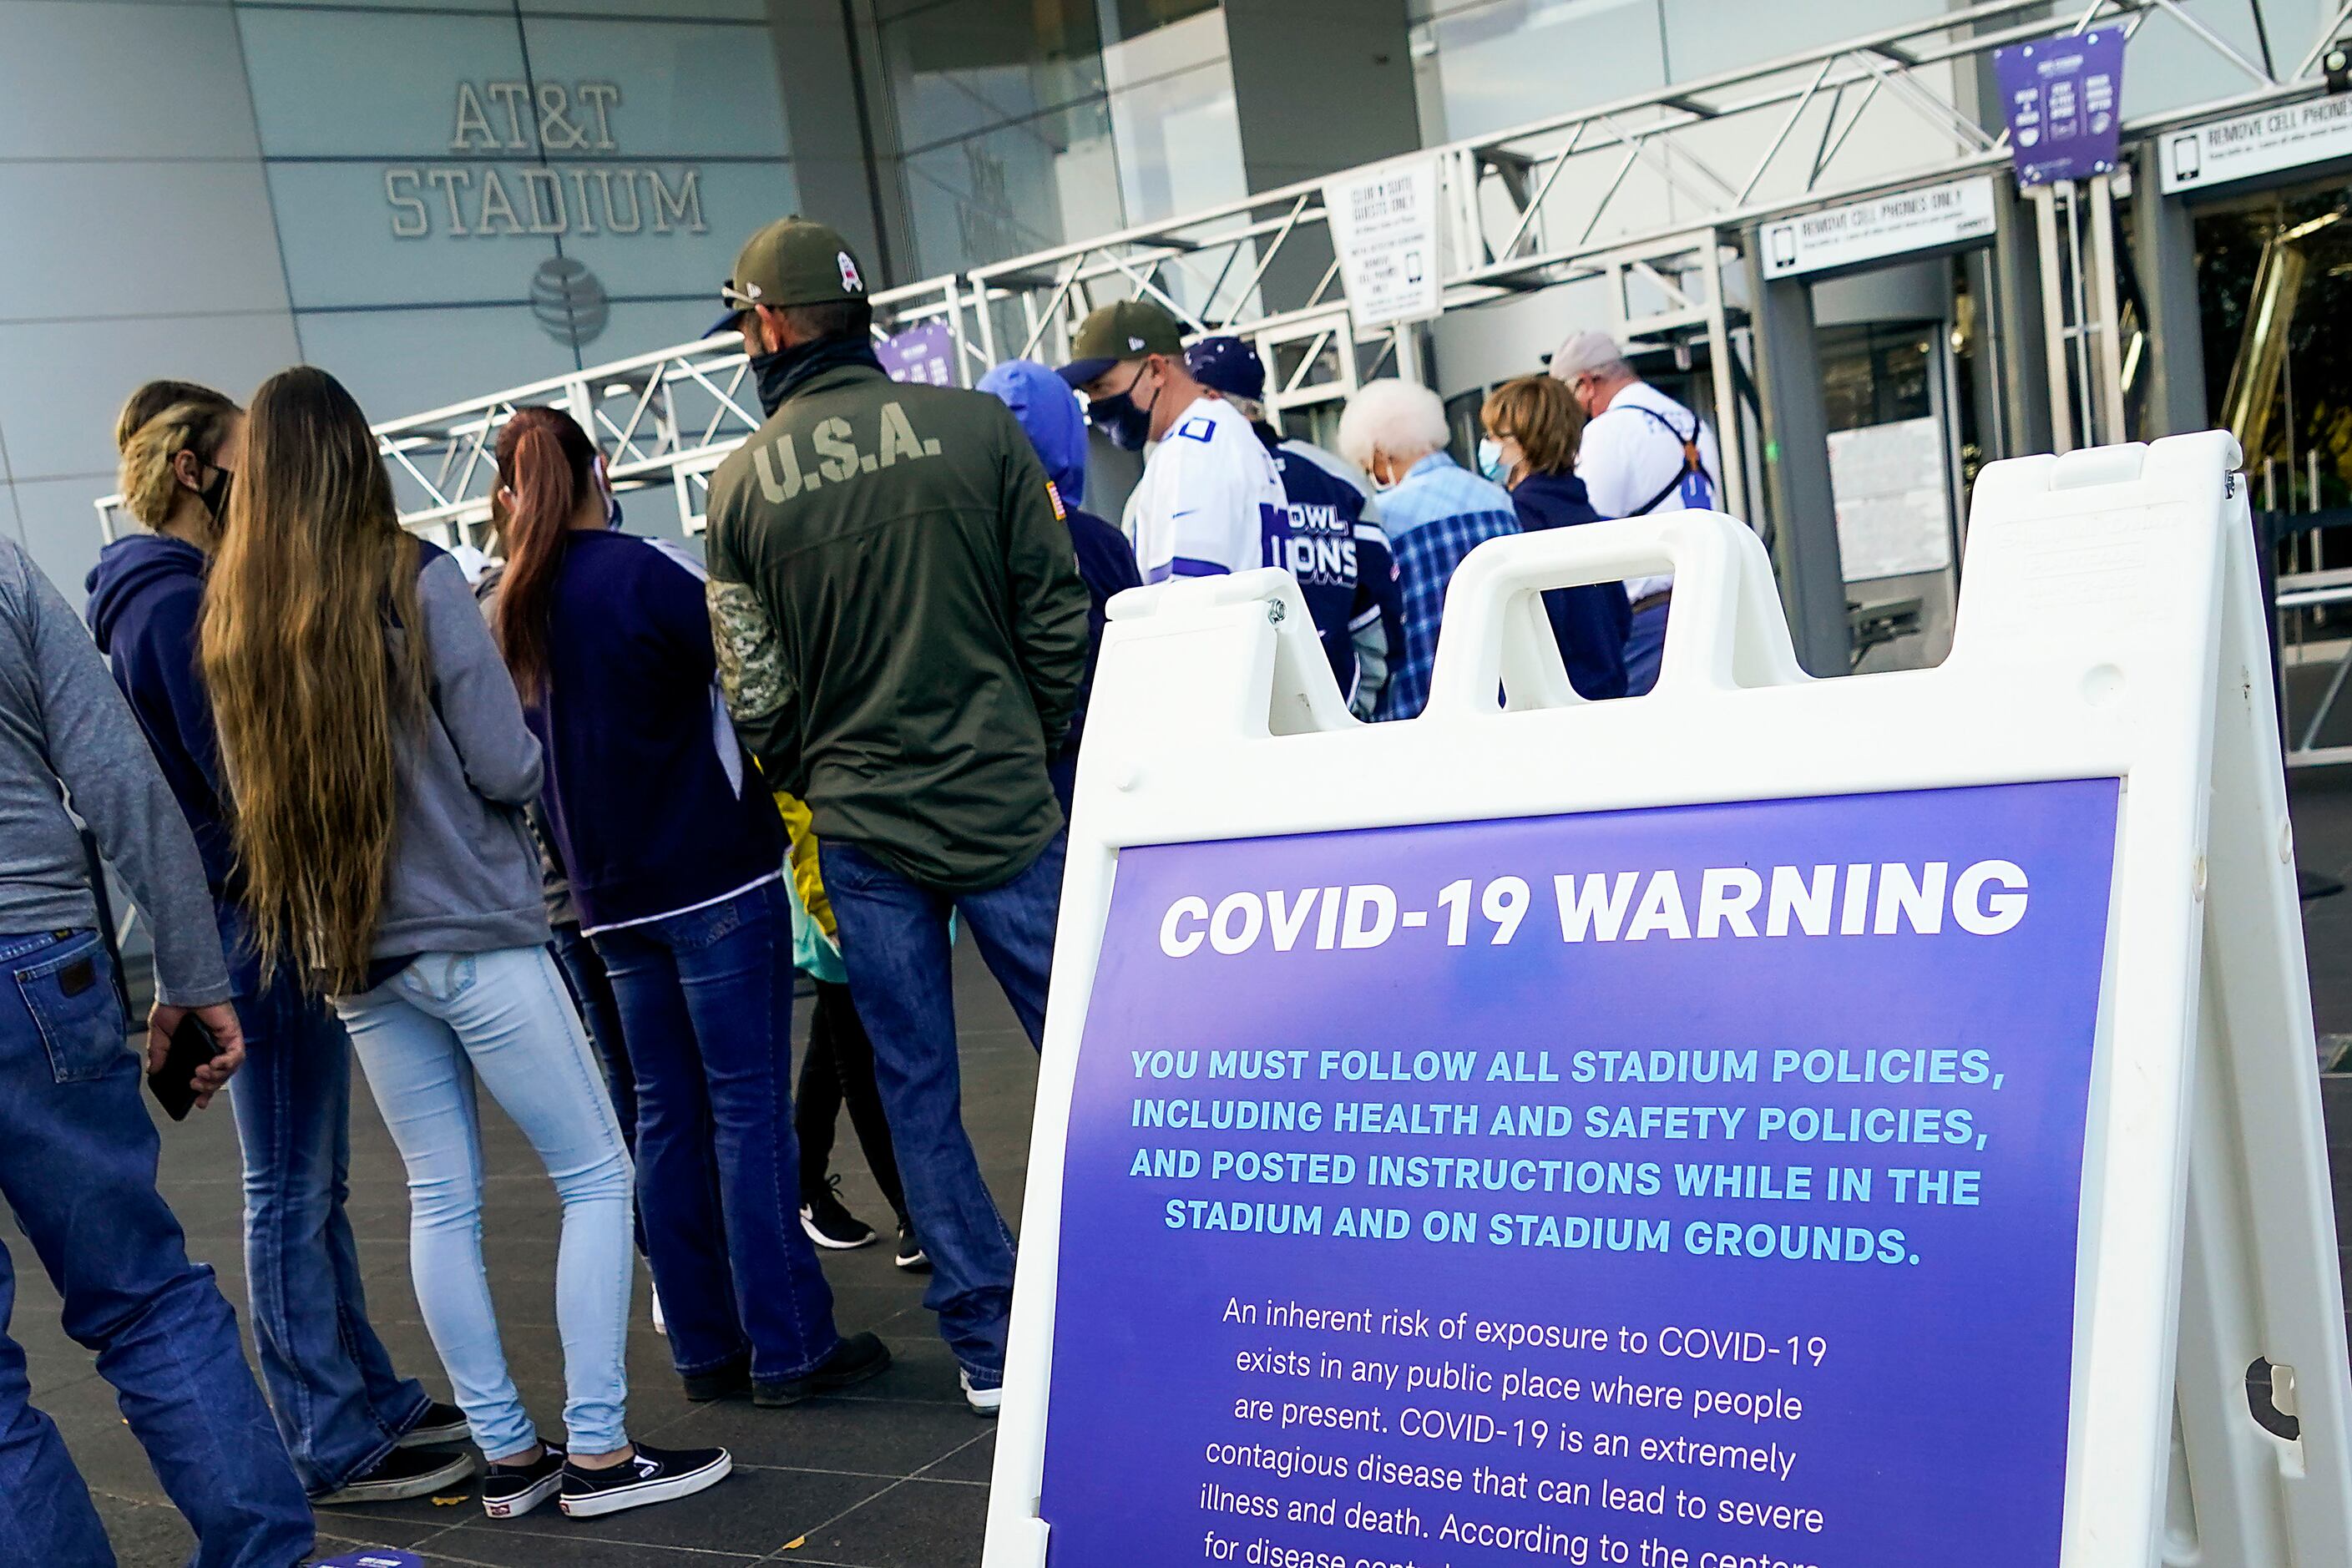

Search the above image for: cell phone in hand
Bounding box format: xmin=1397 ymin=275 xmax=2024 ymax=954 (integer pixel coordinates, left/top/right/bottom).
xmin=147 ymin=1011 xmax=223 ymax=1122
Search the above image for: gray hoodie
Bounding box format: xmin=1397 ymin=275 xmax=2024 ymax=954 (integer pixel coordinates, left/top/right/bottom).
xmin=369 ymin=546 xmax=550 ymax=969
xmin=0 ymin=537 xmax=228 ymax=1006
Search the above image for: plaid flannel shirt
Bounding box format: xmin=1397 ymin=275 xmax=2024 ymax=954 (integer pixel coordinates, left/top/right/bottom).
xmin=1372 ymin=453 xmax=1521 ymax=721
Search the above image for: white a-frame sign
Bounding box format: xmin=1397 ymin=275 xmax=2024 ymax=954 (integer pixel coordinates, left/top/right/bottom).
xmin=984 ymin=431 xmax=2352 ymax=1568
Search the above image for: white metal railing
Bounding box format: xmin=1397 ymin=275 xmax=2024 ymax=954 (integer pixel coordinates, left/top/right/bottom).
xmin=94 ymin=0 xmax=2352 ymax=544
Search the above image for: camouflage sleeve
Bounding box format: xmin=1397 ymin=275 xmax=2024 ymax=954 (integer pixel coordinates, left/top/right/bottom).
xmin=707 ymin=574 xmax=802 ymax=791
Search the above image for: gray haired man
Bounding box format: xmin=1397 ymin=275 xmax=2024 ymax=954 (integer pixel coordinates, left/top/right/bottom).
xmin=1550 ymin=331 xmax=1723 ymax=694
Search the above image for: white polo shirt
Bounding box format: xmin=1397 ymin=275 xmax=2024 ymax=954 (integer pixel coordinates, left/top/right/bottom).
xmin=1574 ymin=381 xmax=1722 ymax=605
xmin=1120 ymin=394 xmax=1287 ymax=584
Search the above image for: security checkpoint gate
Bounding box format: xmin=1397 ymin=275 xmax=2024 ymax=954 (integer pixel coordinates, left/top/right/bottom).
xmin=984 ymin=432 xmax=2351 ymax=1567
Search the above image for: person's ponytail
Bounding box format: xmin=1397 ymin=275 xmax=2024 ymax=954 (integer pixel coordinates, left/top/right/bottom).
xmin=491 ymin=407 xmax=598 ymax=702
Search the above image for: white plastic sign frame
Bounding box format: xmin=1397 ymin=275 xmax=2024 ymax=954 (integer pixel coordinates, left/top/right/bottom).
xmin=984 ymin=432 xmax=2352 ymax=1567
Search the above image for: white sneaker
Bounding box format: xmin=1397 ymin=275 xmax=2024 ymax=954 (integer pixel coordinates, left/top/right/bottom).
xmin=650 ymin=1284 xmax=666 ymax=1337
xmin=960 ymin=1369 xmax=1003 ymax=1417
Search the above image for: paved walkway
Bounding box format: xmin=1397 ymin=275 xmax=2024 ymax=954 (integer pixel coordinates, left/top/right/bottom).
xmin=26 ymin=771 xmax=2352 ymax=1565
xmin=25 ymin=953 xmax=1036 ymax=1568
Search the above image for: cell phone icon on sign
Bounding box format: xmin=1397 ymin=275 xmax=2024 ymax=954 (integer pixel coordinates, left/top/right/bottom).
xmin=2171 ymin=134 xmax=2202 ymax=183
xmin=1768 ymin=225 xmax=1797 ymax=269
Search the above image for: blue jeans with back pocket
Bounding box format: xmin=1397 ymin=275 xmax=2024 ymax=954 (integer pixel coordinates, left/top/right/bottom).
xmin=335 ymin=944 xmax=635 ymax=1459
xmin=0 ymin=928 xmax=313 ymax=1567
xmin=591 ymin=880 xmax=842 ymax=1383
xmin=816 ymin=835 xmax=1065 ymax=1386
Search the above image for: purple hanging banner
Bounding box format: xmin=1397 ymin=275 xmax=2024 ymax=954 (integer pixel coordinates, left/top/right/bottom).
xmin=876 ymin=320 xmax=956 ymax=387
xmin=1994 ymin=28 xmax=2126 ymax=185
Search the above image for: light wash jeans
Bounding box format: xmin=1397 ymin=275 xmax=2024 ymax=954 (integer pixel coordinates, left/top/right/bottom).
xmin=336 ymin=945 xmax=634 ymax=1459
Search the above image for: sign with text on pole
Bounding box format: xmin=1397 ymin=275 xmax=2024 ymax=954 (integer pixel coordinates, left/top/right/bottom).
xmin=1324 ymin=156 xmax=1444 ymax=329
xmin=981 ymin=432 xmax=2352 ymax=1568
xmin=1994 ymin=29 xmax=2125 ymax=185
xmin=876 ymin=321 xmax=956 ymax=387
xmin=1759 ymin=176 xmax=1996 ymax=281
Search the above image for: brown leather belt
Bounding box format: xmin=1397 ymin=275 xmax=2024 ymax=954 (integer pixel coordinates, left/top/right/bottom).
xmin=1629 ymin=590 xmax=1672 ymax=618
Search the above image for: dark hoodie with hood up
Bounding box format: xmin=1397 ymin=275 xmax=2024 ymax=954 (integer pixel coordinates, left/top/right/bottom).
xmin=85 ymin=534 xmax=238 ymax=898
xmin=979 ymin=359 xmax=1143 ymax=809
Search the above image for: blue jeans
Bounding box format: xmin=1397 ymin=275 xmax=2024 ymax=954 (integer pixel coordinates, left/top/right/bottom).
xmin=336 ymin=946 xmax=634 ymax=1459
xmin=550 ymin=923 xmax=646 ymax=1257
xmin=1623 ymin=596 xmax=1669 ymax=695
xmin=0 ymin=928 xmax=311 ymax=1567
xmin=227 ymin=959 xmax=429 ymax=1494
xmin=817 ymin=835 xmax=1065 ymax=1384
xmin=592 ymin=881 xmax=840 ymax=1383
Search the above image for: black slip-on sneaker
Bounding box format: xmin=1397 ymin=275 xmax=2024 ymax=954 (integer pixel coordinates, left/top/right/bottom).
xmin=752 ymin=1331 xmax=893 ymax=1408
xmin=481 ymin=1446 xmax=565 ymax=1519
xmin=800 ymin=1178 xmax=878 ymax=1250
xmin=557 ymin=1442 xmax=731 ymax=1518
xmin=398 ymin=1399 xmax=468 ymax=1449
xmin=894 ymin=1221 xmax=930 ymax=1272
xmin=313 ymin=1445 xmax=478 ymax=1505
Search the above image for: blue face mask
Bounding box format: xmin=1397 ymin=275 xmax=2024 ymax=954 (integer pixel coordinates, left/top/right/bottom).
xmin=1477 ymin=437 xmax=1508 ymax=485
xmin=1087 ymin=363 xmax=1161 ymax=453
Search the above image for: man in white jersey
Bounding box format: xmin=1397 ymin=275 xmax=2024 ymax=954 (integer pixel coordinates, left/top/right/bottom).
xmin=1551 ymin=330 xmax=1724 ymax=696
xmin=1057 ymin=300 xmax=1285 ymax=584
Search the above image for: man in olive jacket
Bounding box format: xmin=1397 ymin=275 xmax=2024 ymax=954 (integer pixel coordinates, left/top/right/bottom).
xmin=703 ymin=217 xmax=1089 ymax=1412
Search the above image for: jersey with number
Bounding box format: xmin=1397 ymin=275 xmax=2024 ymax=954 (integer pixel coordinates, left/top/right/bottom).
xmin=1121 ymin=396 xmax=1286 ymax=584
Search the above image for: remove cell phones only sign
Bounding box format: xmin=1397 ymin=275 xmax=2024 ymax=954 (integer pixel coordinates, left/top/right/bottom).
xmin=1759 ymin=177 xmax=1996 ymax=281
xmin=1037 ymin=778 xmax=2117 ymax=1567
xmin=2161 ymin=93 xmax=2352 ymax=194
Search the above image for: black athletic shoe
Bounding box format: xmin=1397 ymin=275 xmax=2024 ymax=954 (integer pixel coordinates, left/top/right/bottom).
xmin=800 ymin=1177 xmax=878 ymax=1250
xmin=313 ymin=1445 xmax=478 ymax=1505
xmin=753 ymin=1331 xmax=893 ymax=1407
xmin=482 ymin=1446 xmax=566 ymax=1519
xmin=895 ymin=1220 xmax=930 ymax=1272
xmin=399 ymin=1399 xmax=468 ymax=1449
xmin=681 ymin=1355 xmax=751 ymax=1404
xmin=557 ymin=1441 xmax=732 ymax=1518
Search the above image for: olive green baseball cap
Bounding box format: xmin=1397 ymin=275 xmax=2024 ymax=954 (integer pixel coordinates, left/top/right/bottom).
xmin=710 ymin=217 xmax=869 ymax=335
xmin=1055 ymin=299 xmax=1185 ymax=386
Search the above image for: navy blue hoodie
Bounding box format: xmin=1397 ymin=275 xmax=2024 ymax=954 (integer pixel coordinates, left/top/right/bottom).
xmin=1510 ymin=470 xmax=1631 ymax=701
xmin=85 ymin=534 xmax=239 ymax=895
xmin=979 ymin=359 xmax=1144 ymax=809
xmin=523 ymin=530 xmax=783 ymax=931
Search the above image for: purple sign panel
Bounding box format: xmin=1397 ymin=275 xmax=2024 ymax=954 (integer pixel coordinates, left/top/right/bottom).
xmin=1040 ymin=779 xmax=2117 ymax=1567
xmin=877 ymin=320 xmax=955 ymax=387
xmin=1995 ymin=29 xmax=2126 ymax=185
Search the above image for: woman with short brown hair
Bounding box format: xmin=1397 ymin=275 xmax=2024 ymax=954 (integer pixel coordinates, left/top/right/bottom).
xmin=1479 ymin=375 xmax=1631 ymax=700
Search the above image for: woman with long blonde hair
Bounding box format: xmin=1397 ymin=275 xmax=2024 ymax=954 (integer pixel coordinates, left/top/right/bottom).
xmin=201 ymin=366 xmax=729 ymax=1522
xmin=87 ymin=380 xmax=468 ymax=1505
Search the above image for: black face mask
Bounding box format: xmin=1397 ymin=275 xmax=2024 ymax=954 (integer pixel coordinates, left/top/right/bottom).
xmin=751 ymin=334 xmax=887 ymax=417
xmin=1086 ymin=363 xmax=1161 ymax=453
xmin=197 ymin=464 xmax=232 ymax=525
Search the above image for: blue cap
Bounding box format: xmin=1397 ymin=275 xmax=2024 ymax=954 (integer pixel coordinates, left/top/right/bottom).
xmin=1184 ymin=336 xmax=1265 ymax=401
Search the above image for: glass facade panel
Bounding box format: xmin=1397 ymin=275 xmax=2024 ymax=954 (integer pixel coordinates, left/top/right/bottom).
xmin=902 ymin=100 xmax=1122 ymax=274
xmin=1102 ymin=7 xmax=1247 ymax=224
xmin=878 ymin=0 xmax=1243 ymax=282
xmin=1409 ymin=0 xmax=1667 ymax=143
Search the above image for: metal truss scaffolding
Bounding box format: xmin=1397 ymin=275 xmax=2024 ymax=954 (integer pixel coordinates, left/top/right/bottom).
xmin=94 ymin=0 xmax=2352 ymax=553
